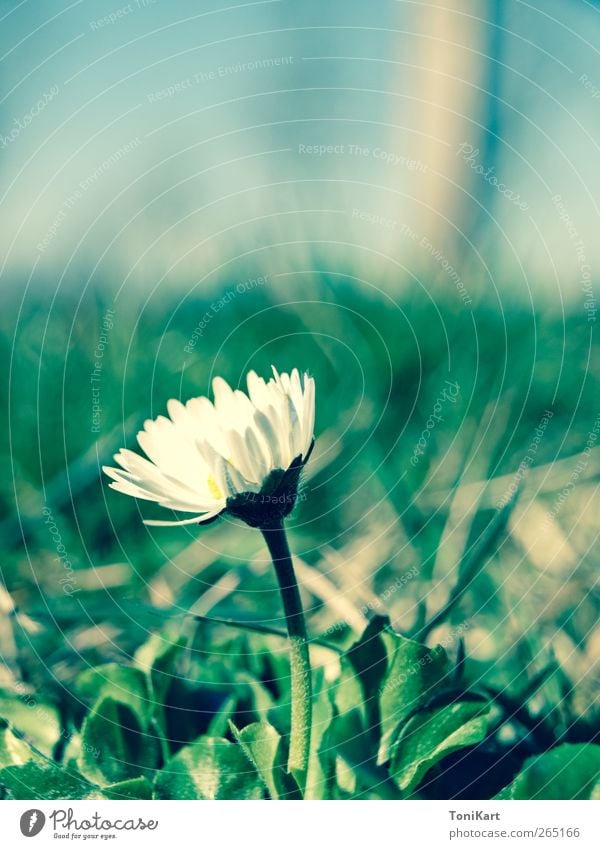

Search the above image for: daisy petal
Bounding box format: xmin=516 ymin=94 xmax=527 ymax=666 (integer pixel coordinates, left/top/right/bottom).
xmin=143 ymin=510 xmax=223 ymax=527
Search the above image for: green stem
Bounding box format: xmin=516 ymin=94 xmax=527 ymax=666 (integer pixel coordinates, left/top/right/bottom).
xmin=261 ymin=519 xmax=312 ymax=790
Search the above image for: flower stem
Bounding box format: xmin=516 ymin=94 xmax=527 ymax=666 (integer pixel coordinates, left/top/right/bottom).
xmin=261 ymin=519 xmax=312 ymax=790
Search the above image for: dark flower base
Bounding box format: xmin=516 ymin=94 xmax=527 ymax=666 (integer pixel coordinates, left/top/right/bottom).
xmin=225 ymin=451 xmax=308 ymax=528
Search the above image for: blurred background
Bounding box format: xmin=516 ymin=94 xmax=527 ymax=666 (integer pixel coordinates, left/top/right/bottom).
xmin=1 ymin=0 xmax=599 ymax=755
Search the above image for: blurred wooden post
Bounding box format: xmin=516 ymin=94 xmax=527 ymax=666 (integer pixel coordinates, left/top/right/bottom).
xmin=408 ymin=0 xmax=491 ymax=262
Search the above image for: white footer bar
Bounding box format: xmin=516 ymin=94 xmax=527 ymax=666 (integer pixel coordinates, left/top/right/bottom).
xmin=0 ymin=800 xmax=597 ymax=848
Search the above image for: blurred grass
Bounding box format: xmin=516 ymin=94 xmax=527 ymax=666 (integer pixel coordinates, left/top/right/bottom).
xmin=0 ymin=274 xmax=598 ymax=741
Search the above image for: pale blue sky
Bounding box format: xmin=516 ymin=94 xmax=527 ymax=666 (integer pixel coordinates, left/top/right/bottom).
xmin=1 ymin=0 xmax=599 ymax=309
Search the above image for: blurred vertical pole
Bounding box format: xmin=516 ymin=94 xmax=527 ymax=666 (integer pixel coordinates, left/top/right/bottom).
xmin=465 ymin=0 xmax=506 ymax=253
xmin=410 ymin=1 xmax=486 ymax=248
xmin=407 ymin=0 xmax=502 ymax=278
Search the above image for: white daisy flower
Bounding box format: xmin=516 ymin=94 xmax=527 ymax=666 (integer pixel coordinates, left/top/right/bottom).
xmin=103 ymin=366 xmax=315 ymax=528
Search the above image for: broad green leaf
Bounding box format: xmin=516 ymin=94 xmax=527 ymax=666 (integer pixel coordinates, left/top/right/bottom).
xmin=333 ymin=619 xmax=451 ymax=767
xmin=0 ymin=691 xmax=61 ymax=757
xmin=378 ymin=628 xmax=449 ymax=763
xmin=76 ymin=664 xmax=152 ymax=724
xmin=155 ymin=736 xmax=262 ymax=800
xmin=231 ymin=721 xmax=300 ymax=800
xmin=495 ymin=743 xmax=600 ymax=800
xmin=0 ymin=719 xmax=40 ymax=768
xmin=78 ymin=697 xmax=159 ymax=785
xmin=104 ymin=777 xmax=154 ymax=799
xmin=304 ymin=672 xmax=336 ymax=800
xmin=390 ymin=701 xmax=491 ymax=793
xmin=0 ymin=762 xmax=105 ymax=800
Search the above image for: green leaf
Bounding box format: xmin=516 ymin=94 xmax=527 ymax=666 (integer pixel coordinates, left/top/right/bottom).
xmin=304 ymin=672 xmax=336 ymax=800
xmin=495 ymin=744 xmax=600 ymax=800
xmin=78 ymin=697 xmax=159 ymax=785
xmin=333 ymin=619 xmax=451 ymax=767
xmin=103 ymin=777 xmax=154 ymax=800
xmin=330 ymin=709 xmax=366 ymax=796
xmin=155 ymin=736 xmax=262 ymax=800
xmin=0 ymin=762 xmax=104 ymax=800
xmin=0 ymin=719 xmax=40 ymax=768
xmin=390 ymin=701 xmax=491 ymax=793
xmin=330 ymin=709 xmax=400 ymax=799
xmin=135 ymin=633 xmax=187 ymax=704
xmin=231 ymin=721 xmax=300 ymax=800
xmin=0 ymin=691 xmax=61 ymax=757
xmin=378 ymin=628 xmax=449 ymax=763
xmin=75 ymin=664 xmax=152 ymax=724
xmin=2 ymin=761 xmax=153 ymax=801
xmin=336 ymin=617 xmax=389 ymax=728
xmin=206 ymin=695 xmax=238 ymax=738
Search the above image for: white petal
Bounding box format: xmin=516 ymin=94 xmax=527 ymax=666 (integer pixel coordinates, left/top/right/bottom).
xmin=212 ymin=376 xmax=236 ymax=412
xmin=247 ymin=370 xmax=269 ymax=408
xmin=253 ymin=409 xmax=282 ymax=468
xmin=144 ymin=509 xmax=224 ymax=527
xmin=301 ymin=374 xmax=316 ymax=456
xmin=105 ymin=473 xmax=219 ymax=513
xmin=137 ymin=417 xmax=208 ymax=490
